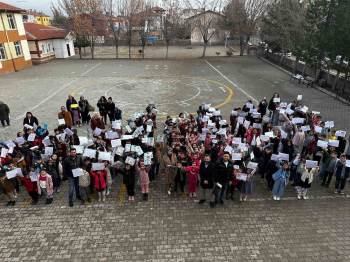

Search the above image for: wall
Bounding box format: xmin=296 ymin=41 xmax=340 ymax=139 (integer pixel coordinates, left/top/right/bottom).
xmin=52 ymin=37 xmax=75 ymax=58
xmin=262 ymin=51 xmax=350 ymax=101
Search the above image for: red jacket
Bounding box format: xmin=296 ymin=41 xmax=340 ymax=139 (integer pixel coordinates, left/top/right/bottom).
xmin=19 ymin=176 xmax=38 ymax=193
xmin=90 ymin=170 xmax=107 ymax=191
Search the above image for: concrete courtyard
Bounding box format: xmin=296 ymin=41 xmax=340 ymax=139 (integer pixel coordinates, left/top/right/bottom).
xmin=0 ymin=56 xmax=349 ymax=261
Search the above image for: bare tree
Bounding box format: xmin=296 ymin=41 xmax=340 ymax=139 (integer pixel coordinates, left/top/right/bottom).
xmin=185 ymin=0 xmax=225 ymax=58
xmin=225 ymin=0 xmax=268 ymax=56
xmin=162 ymin=0 xmax=181 ymax=59
xmin=122 ymin=0 xmax=146 ymax=59
xmin=103 ymin=0 xmax=123 ymax=59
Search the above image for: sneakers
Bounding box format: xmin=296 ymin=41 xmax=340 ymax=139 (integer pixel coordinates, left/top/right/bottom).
xmin=276 ymin=197 xmax=280 ymax=201
xmin=167 ymin=190 xmax=171 ymax=196
xmin=102 ymin=196 xmax=106 ymax=202
xmin=273 ymin=196 xmax=277 ymax=200
xmin=334 ymin=190 xmax=339 ymax=194
xmin=243 ymin=196 xmax=247 ymax=202
xmin=339 ymin=191 xmax=345 ymax=195
xmin=303 ymin=196 xmax=309 ymax=200
xmin=297 ymin=195 xmax=302 ymax=200
xmin=69 ymin=201 xmax=74 ymax=207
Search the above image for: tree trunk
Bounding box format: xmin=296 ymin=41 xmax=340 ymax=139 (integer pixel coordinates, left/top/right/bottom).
xmin=128 ymin=41 xmax=131 ymax=59
xmin=84 ymin=46 xmax=86 ymax=56
xmin=239 ymin=35 xmax=244 ymax=56
xmin=113 ymin=32 xmax=119 ymax=59
xmin=332 ymin=71 xmax=340 ymax=90
xmin=79 ymin=47 xmax=82 ymax=59
xmin=202 ymin=42 xmax=208 ymax=58
xmin=165 ymin=41 xmax=169 ymax=59
xmin=90 ymin=37 xmax=94 ymax=60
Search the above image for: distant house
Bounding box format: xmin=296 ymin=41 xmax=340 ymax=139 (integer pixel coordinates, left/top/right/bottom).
xmin=23 ymin=10 xmax=51 ymax=26
xmin=24 ymin=23 xmax=75 ymax=64
xmin=0 ymin=2 xmax=32 ymax=74
xmin=186 ymin=10 xmax=226 ymax=45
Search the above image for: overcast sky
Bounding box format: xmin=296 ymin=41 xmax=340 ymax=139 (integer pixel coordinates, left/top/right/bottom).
xmin=3 ymin=0 xmax=57 ymax=15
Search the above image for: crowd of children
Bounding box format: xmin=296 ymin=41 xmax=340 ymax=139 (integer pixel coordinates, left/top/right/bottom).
xmin=0 ymin=93 xmax=349 ymax=207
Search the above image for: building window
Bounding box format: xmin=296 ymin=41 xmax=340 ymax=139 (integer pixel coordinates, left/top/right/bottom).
xmin=7 ymin=14 xmax=16 ymax=29
xmin=41 ymin=44 xmax=45 ymax=54
xmin=14 ymin=41 xmax=22 ymax=56
xmin=0 ymin=44 xmax=7 ymax=60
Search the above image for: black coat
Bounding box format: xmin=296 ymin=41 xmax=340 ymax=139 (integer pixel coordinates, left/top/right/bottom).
xmin=199 ymin=161 xmax=214 ymax=189
xmin=23 ymin=116 xmax=39 ymax=127
xmin=63 ymin=156 xmax=83 ymax=178
xmin=0 ymin=102 xmax=10 ymax=120
xmin=214 ymin=159 xmax=234 ymax=185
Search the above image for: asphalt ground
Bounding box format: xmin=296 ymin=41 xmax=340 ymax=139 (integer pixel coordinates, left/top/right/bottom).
xmin=0 ymin=57 xmax=350 ymax=261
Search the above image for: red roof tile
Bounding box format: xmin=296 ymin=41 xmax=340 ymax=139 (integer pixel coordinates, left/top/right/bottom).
xmin=0 ymin=2 xmax=25 ymax=13
xmin=24 ymin=23 xmax=68 ymax=41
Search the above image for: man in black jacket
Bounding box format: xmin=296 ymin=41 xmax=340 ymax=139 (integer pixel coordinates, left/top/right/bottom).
xmin=199 ymin=154 xmax=214 ymax=204
xmin=210 ymin=152 xmax=234 ymax=207
xmin=63 ymin=148 xmax=83 ymax=207
xmin=0 ymin=101 xmax=10 ymax=127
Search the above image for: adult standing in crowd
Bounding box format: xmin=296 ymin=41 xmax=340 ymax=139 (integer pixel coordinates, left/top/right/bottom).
xmin=97 ymin=96 xmax=108 ymax=124
xmin=58 ymin=106 xmax=73 ymax=128
xmin=211 ymin=152 xmax=233 ymax=207
xmin=66 ymin=95 xmax=77 ymax=115
xmin=199 ymin=154 xmax=214 ymax=204
xmin=79 ymin=96 xmax=91 ymax=125
xmin=0 ymin=101 xmax=10 ymax=127
xmin=106 ymin=97 xmax=116 ymax=124
xmin=23 ymin=112 xmax=39 ymax=127
xmin=63 ymin=148 xmax=83 ymax=207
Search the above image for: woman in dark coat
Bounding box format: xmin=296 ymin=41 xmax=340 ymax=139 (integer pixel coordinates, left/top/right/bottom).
xmin=23 ymin=112 xmax=39 ymax=127
xmin=97 ymin=96 xmax=108 ymax=124
xmin=78 ymin=96 xmax=91 ymax=125
xmin=198 ymin=154 xmax=214 ymax=204
xmin=0 ymin=101 xmax=10 ymax=127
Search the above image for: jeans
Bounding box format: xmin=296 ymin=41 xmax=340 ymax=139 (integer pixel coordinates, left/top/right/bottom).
xmin=322 ymin=171 xmax=333 ymax=186
xmin=211 ymin=183 xmax=227 ymax=203
xmin=335 ymin=176 xmax=347 ymax=191
xmin=68 ymin=177 xmax=80 ymax=203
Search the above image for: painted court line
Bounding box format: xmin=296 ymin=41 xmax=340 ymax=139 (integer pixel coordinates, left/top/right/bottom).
xmin=205 ymin=60 xmax=258 ymax=104
xmin=14 ymin=63 xmax=102 ymax=121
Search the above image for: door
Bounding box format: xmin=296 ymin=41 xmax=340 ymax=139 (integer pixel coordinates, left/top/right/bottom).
xmin=66 ymin=44 xmax=71 ymax=57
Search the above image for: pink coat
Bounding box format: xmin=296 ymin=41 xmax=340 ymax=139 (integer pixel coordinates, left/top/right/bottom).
xmin=37 ymin=174 xmax=54 ymax=197
xmin=137 ymin=166 xmax=150 ymax=186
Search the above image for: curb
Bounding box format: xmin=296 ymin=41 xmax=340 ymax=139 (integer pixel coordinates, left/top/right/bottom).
xmin=258 ymin=56 xmax=350 ymax=106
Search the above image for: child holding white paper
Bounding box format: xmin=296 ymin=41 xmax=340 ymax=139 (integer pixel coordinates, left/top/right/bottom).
xmin=90 ymin=167 xmax=107 ymax=202
xmin=296 ymin=165 xmax=318 ymax=200
xmin=136 ymin=161 xmax=150 ymax=201
xmin=238 ymin=165 xmax=256 ymax=202
xmin=37 ymin=169 xmax=54 ymax=204
xmin=121 ymin=163 xmax=136 ymax=202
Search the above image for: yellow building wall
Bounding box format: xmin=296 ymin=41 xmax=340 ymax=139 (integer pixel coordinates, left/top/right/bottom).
xmin=14 ymin=13 xmax=25 ymax=36
xmin=1 ymin=13 xmax=10 ymax=30
xmin=21 ymin=40 xmax=31 ymax=61
xmin=36 ymin=16 xmax=51 ymax=26
xmin=0 ymin=13 xmax=4 ymax=31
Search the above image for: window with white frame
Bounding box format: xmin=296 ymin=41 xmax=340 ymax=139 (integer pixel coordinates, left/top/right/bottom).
xmin=14 ymin=41 xmax=22 ymax=56
xmin=41 ymin=44 xmax=46 ymax=54
xmin=7 ymin=14 xmax=16 ymax=29
xmin=0 ymin=44 xmax=7 ymax=60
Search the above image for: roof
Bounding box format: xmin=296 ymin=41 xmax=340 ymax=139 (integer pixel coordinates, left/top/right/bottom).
xmin=0 ymin=2 xmax=25 ymax=13
xmin=186 ymin=10 xmax=225 ymax=20
xmin=24 ymin=23 xmax=68 ymax=41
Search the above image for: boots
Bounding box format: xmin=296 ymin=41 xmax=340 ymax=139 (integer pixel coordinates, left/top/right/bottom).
xmin=145 ymin=193 xmax=148 ymax=201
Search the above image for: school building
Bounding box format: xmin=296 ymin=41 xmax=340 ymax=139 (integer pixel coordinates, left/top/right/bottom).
xmin=0 ymin=2 xmax=32 ymax=75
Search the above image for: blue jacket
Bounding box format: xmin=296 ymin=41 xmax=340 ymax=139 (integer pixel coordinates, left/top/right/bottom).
xmin=272 ymin=168 xmax=289 ymax=181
